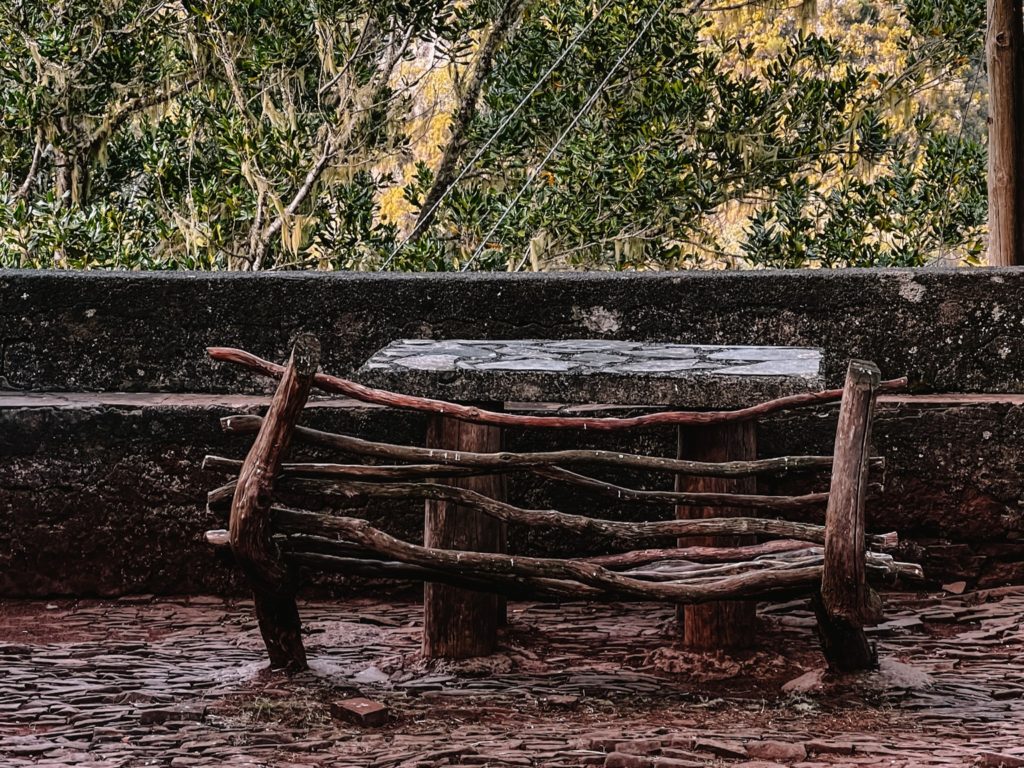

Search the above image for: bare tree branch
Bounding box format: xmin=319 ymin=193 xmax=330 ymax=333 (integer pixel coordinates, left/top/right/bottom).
xmin=409 ymin=0 xmax=526 ymax=241
xmin=14 ymin=127 xmax=43 ymax=201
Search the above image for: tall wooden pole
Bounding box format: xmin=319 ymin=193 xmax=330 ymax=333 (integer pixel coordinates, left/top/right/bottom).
xmin=230 ymin=335 xmax=319 ymax=671
xmin=987 ymin=0 xmax=1024 ymax=265
xmin=814 ymin=360 xmax=883 ymax=673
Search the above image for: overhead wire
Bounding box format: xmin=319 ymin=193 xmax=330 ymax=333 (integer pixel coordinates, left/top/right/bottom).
xmin=378 ymin=0 xmax=617 ymax=270
xmin=460 ymin=0 xmax=675 ymax=271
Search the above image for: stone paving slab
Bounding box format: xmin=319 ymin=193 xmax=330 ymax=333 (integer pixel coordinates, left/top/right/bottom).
xmin=0 ymin=589 xmax=1022 ymax=766
xmin=356 ymin=340 xmax=824 ymax=406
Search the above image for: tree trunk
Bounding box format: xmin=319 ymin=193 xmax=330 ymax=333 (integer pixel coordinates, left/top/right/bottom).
xmin=675 ymin=420 xmax=758 ymax=650
xmin=987 ymin=0 xmax=1024 ymax=265
xmin=423 ymin=406 xmax=507 ymax=658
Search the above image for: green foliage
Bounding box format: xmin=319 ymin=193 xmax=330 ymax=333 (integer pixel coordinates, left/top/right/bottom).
xmin=402 ymin=0 xmax=987 ymax=269
xmin=0 ymin=0 xmax=989 ymax=270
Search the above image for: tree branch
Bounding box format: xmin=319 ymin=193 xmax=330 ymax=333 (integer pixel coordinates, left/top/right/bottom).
xmin=409 ymin=0 xmax=526 ymax=241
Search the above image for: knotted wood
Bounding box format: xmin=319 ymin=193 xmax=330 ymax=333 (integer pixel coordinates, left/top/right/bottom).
xmin=815 ymin=359 xmax=883 ymax=672
xmin=230 ymin=335 xmax=319 ymax=672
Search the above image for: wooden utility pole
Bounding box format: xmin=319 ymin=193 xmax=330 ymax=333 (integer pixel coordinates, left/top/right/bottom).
xmin=987 ymin=0 xmax=1024 ymax=265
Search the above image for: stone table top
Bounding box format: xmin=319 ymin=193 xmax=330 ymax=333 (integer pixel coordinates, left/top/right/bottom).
xmin=355 ymin=339 xmax=823 ymax=408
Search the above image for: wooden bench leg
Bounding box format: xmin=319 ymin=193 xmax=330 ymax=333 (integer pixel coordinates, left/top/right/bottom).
xmin=675 ymin=420 xmax=758 ymax=650
xmin=230 ymin=335 xmax=319 ymax=672
xmin=816 ymin=359 xmax=883 ymax=672
xmin=422 ymin=404 xmax=507 ymax=659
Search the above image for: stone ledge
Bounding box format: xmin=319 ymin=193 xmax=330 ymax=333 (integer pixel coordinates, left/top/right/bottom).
xmin=4 ymin=267 xmax=1024 ymax=392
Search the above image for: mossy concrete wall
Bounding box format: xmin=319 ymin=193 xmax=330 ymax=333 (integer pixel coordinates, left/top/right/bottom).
xmin=3 ymin=268 xmax=1024 ymax=392
xmin=1 ymin=269 xmax=1022 ymax=595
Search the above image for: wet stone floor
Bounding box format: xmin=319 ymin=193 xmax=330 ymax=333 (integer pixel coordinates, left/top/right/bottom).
xmin=1 ymin=588 xmax=1023 ymax=767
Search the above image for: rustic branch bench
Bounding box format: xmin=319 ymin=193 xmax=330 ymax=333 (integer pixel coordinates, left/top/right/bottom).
xmin=203 ymin=335 xmax=920 ymax=675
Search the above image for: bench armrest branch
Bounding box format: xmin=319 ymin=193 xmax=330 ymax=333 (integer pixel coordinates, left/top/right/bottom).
xmin=229 ymin=333 xmax=320 ymax=672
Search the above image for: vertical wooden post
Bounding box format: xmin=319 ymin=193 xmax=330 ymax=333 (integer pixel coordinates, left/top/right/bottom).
xmin=422 ymin=404 xmax=507 ymax=659
xmin=675 ymin=420 xmax=758 ymax=650
xmin=988 ymin=0 xmax=1024 ymax=266
xmin=814 ymin=359 xmax=883 ymax=673
xmin=230 ymin=334 xmax=320 ymax=672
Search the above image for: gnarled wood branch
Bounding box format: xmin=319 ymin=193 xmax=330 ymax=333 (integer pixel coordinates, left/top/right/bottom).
xmin=229 ymin=334 xmax=319 ymax=671
xmin=208 ymin=346 xmax=909 ymax=431
xmin=273 ymin=507 xmax=825 ymax=602
xmin=221 ymin=415 xmax=875 ymax=476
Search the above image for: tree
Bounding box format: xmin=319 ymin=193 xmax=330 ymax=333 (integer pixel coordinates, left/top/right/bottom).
xmin=394 ymin=0 xmax=987 ymax=271
xmin=0 ymin=0 xmax=477 ymax=268
xmin=0 ymin=0 xmax=989 ymax=271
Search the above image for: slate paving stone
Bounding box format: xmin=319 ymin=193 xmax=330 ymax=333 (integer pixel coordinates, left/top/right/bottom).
xmin=356 ymin=339 xmax=823 ymax=406
xmin=0 ymin=591 xmax=1023 ymax=766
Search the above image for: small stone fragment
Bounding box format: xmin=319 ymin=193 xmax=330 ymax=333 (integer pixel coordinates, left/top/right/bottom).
xmin=613 ymin=738 xmax=663 ymax=755
xmin=803 ymin=739 xmax=855 ymax=756
xmin=693 ymin=738 xmax=747 ymax=759
xmin=329 ymin=697 xmax=388 ymax=727
xmin=746 ymin=740 xmax=807 ymax=761
xmin=604 ymin=753 xmax=652 ymax=768
xmin=652 ymin=758 xmax=703 ymax=768
xmin=137 ymin=704 xmax=206 ymax=725
xmin=978 ymin=753 xmax=1024 ymax=768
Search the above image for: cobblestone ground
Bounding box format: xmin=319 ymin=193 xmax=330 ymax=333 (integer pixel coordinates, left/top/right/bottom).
xmin=1 ymin=588 xmax=1022 ymax=767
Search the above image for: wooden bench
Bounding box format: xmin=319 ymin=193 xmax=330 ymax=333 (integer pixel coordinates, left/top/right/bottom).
xmin=204 ymin=335 xmax=921 ymax=675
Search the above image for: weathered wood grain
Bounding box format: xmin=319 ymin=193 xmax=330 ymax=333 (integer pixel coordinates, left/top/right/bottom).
xmin=816 ymin=359 xmax=884 ymax=672
xmin=229 ymin=334 xmax=319 ymax=672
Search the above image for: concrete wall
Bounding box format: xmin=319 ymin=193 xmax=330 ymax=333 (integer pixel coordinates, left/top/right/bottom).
xmin=1 ymin=269 xmax=1023 ymax=595
xmin=3 ymin=268 xmax=1024 ymax=392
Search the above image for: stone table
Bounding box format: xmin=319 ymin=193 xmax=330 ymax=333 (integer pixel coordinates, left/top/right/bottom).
xmin=357 ymin=339 xmax=824 ymax=657
xmin=356 ymin=339 xmax=823 ymax=408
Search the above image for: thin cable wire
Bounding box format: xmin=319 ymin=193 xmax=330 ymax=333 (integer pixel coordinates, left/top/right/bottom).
xmin=378 ymin=0 xmax=615 ymax=270
xmin=460 ymin=0 xmax=673 ymax=271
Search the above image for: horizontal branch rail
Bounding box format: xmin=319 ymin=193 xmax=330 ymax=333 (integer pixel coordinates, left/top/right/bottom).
xmin=258 ymin=480 xmax=898 ymax=547
xmin=204 ymin=455 xmax=490 ymax=480
xmin=207 ymin=476 xmax=831 ymax=541
xmin=533 ymin=466 xmax=828 ymax=509
xmin=286 ymin=553 xmax=619 ymax=601
xmin=206 ymin=524 xmax=920 ymax=596
xmin=222 ymin=415 xmax=881 ymax=477
xmin=207 ymin=477 xmax=897 ymax=548
xmin=208 ymin=346 xmax=909 ymax=431
xmin=583 ymin=540 xmax=813 ymax=567
xmin=276 ymin=531 xmax=919 ymax=581
xmin=206 ymin=462 xmax=829 ymax=512
xmin=273 ymin=507 xmax=828 ymax=602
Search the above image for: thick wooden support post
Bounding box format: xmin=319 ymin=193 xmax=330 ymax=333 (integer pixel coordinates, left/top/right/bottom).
xmin=987 ymin=0 xmax=1024 ymax=266
xmin=815 ymin=359 xmax=883 ymax=673
xmin=423 ymin=404 xmax=507 ymax=659
xmin=675 ymin=420 xmax=758 ymax=650
xmin=230 ymin=334 xmax=320 ymax=672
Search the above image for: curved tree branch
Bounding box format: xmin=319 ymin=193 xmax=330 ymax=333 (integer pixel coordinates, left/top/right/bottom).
xmin=409 ymin=0 xmax=526 ymax=242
